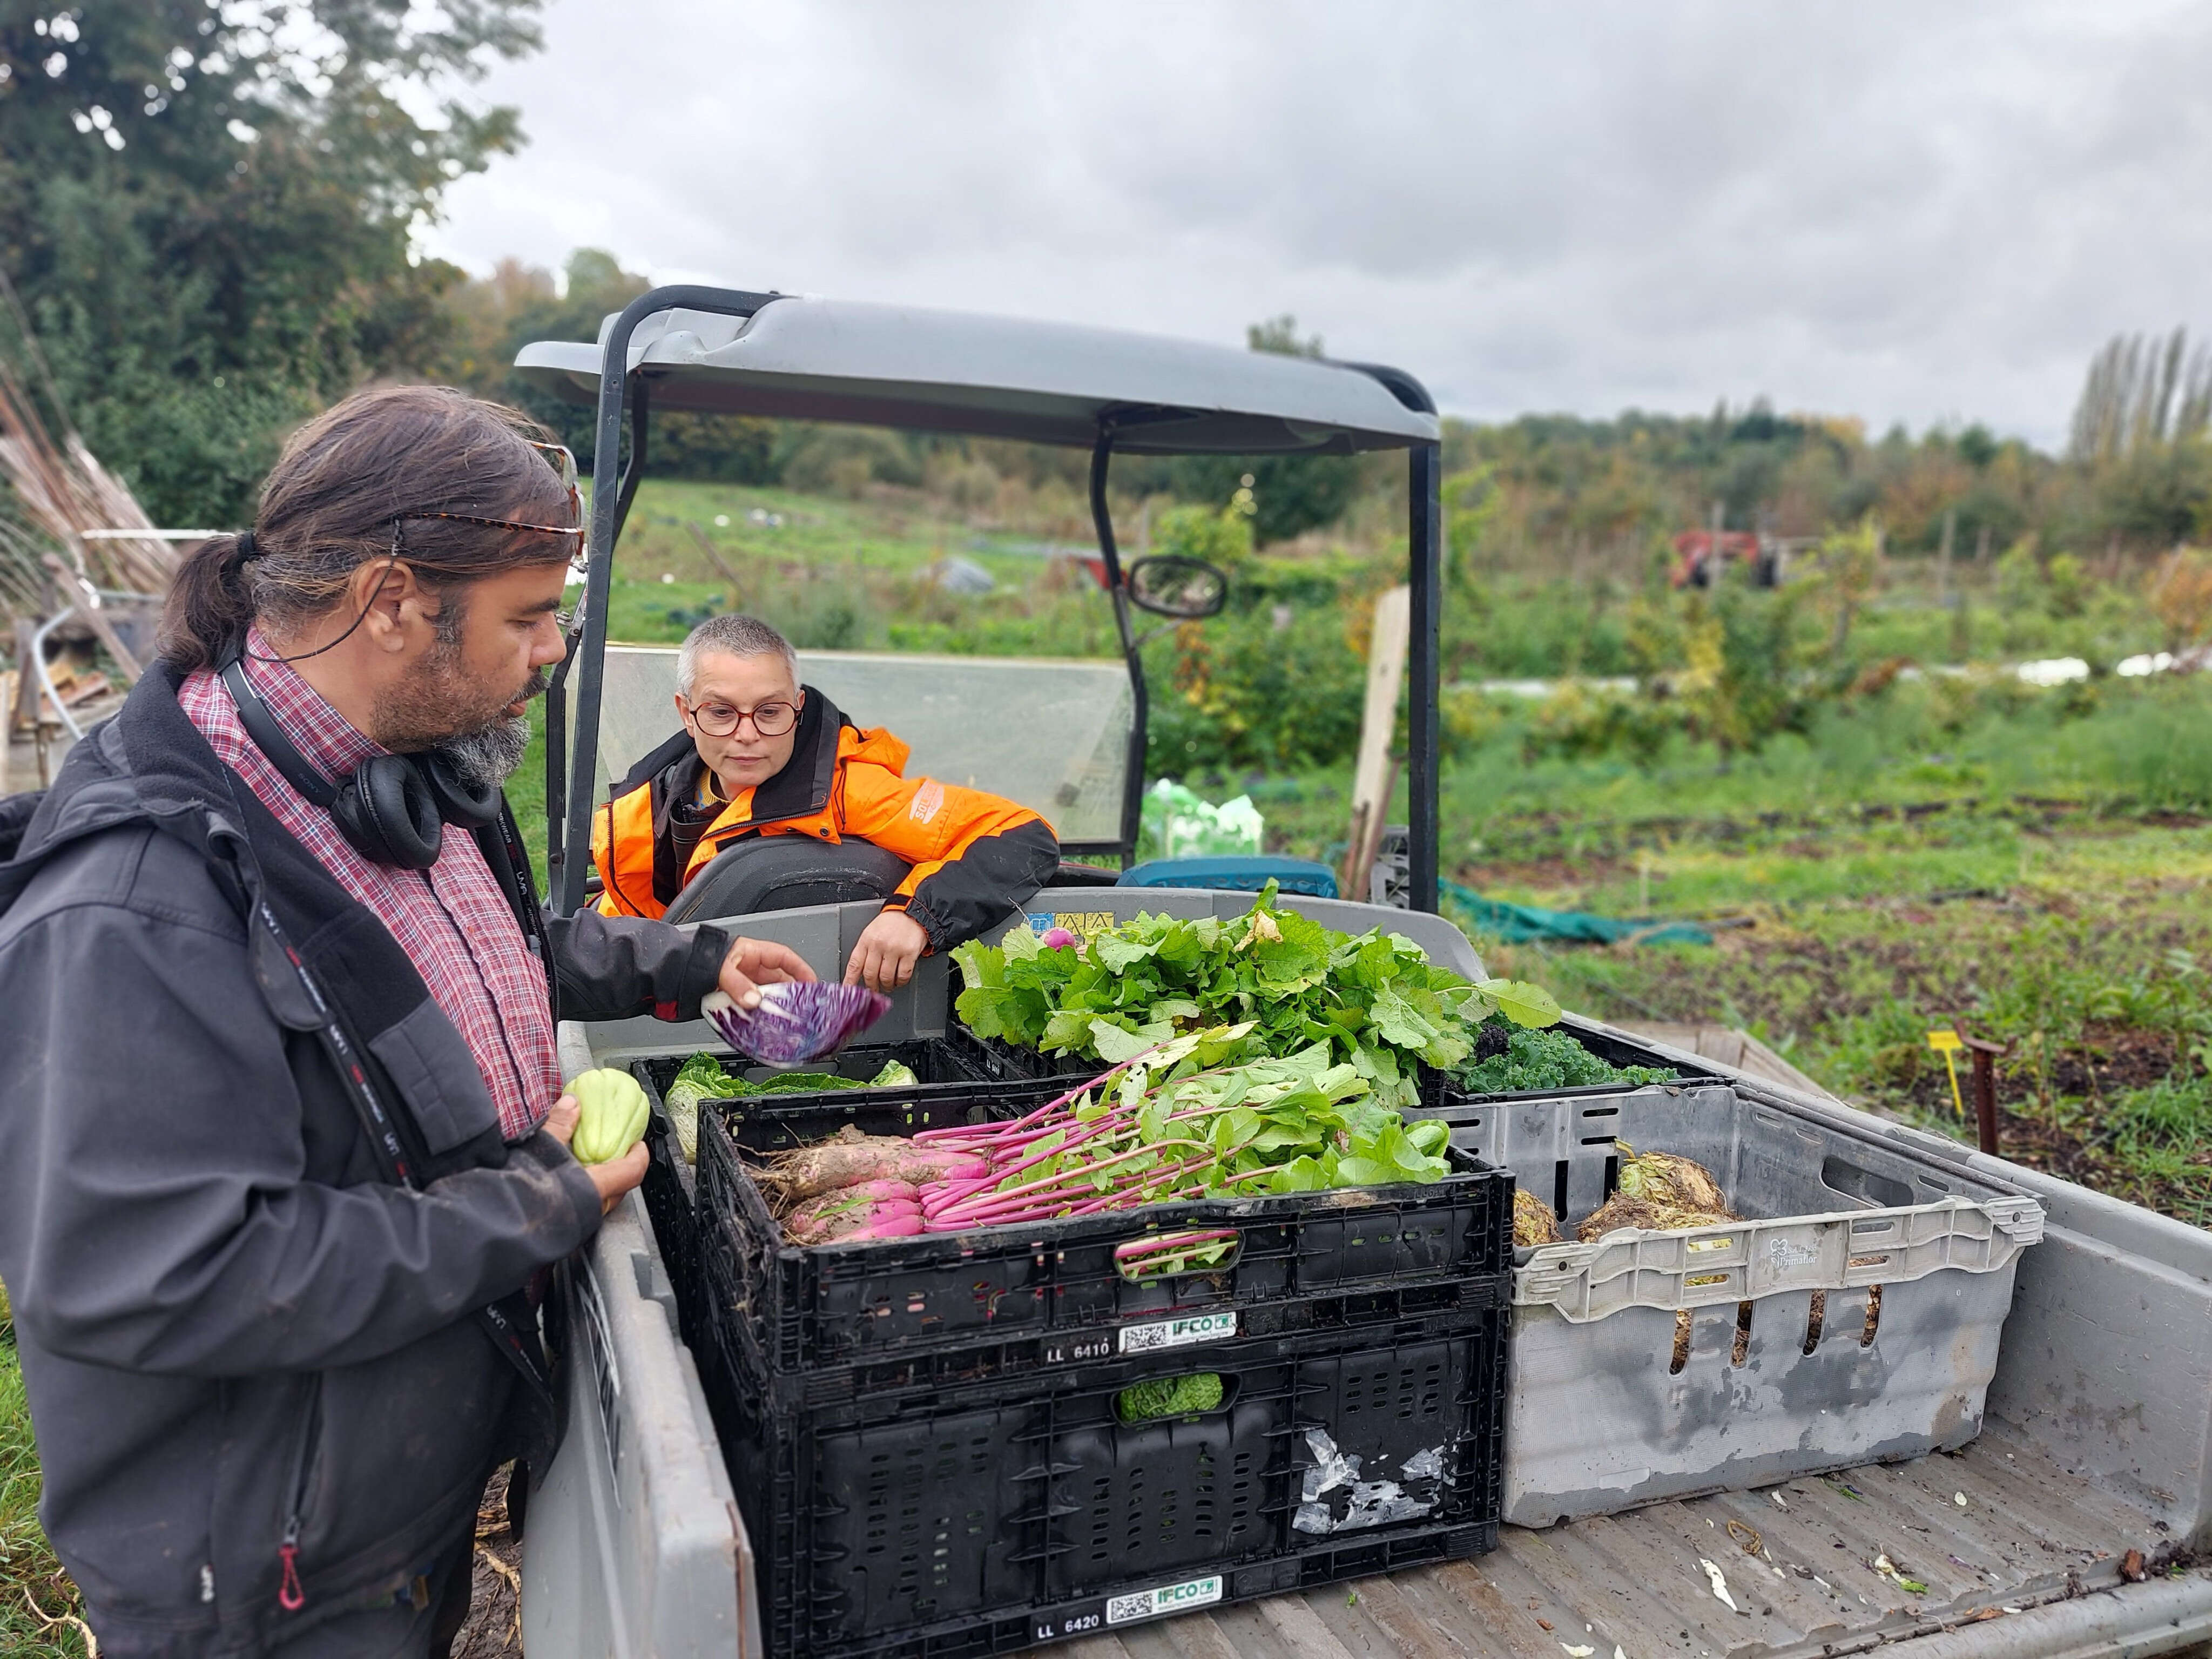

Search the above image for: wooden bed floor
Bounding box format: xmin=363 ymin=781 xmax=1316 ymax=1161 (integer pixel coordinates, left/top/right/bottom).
xmin=1048 ymin=1428 xmax=2175 ymax=1659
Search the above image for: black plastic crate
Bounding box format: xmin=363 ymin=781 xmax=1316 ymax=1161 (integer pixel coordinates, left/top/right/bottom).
xmin=638 ymin=1112 xmax=702 ymax=1343
xmin=693 ymin=1090 xmax=1514 ymax=1407
xmin=630 ymin=1040 xmax=1016 ymax=1347
xmin=698 ymin=1311 xmax=1507 ymax=1659
xmin=698 ymin=1212 xmax=1508 ymax=1412
xmin=942 ymin=1015 xmax=1096 ymax=1085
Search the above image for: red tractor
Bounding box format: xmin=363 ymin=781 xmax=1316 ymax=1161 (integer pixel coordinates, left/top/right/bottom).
xmin=1670 ymin=528 xmax=1783 ymax=589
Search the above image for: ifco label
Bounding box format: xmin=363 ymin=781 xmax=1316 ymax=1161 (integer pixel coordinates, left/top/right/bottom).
xmin=1117 ymin=1311 xmax=1238 ymax=1354
xmin=1107 ymin=1574 xmax=1224 ymax=1625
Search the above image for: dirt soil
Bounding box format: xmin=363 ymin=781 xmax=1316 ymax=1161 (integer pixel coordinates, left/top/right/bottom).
xmin=450 ymin=1466 xmax=524 ymax=1659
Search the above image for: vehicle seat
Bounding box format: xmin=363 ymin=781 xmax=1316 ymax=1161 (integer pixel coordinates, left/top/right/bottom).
xmin=662 ymin=836 xmax=913 ymax=924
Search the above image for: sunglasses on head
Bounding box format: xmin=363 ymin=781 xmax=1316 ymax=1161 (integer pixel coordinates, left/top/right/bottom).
xmin=245 ymin=442 xmax=591 ymax=667
xmin=391 ymin=439 xmax=585 ymax=551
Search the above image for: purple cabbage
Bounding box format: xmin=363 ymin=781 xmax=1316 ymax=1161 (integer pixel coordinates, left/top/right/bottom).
xmin=703 ymin=982 xmax=891 ymax=1065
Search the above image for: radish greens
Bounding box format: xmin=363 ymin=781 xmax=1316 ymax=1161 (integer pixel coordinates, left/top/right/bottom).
xmin=951 ymin=885 xmax=1558 ymax=1108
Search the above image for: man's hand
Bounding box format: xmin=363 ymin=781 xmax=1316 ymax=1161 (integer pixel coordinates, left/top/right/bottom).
xmin=543 ymin=1092 xmax=648 ymax=1216
xmin=717 ymin=935 xmax=817 ymax=1010
xmin=845 ymin=908 xmax=929 ymax=993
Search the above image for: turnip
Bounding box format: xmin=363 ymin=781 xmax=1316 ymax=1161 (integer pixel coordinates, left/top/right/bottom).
xmin=744 ymin=1027 xmax=1464 ymax=1250
xmin=841 ymin=1213 xmax=927 ymax=1239
xmin=782 ymin=1189 xmax=925 ymax=1244
xmin=757 ymin=1129 xmax=987 ymax=1202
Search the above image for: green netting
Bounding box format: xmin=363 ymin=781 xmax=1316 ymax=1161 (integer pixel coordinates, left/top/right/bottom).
xmin=1442 ymin=879 xmax=1712 ymax=947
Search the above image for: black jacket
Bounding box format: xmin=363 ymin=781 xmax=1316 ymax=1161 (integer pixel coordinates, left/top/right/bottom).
xmin=0 ymin=670 xmax=729 ymax=1656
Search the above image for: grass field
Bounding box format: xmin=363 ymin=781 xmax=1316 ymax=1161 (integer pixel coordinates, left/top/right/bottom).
xmin=1457 ymin=812 xmax=2212 ymax=1217
xmin=1 ymin=1314 xmax=86 ymax=1658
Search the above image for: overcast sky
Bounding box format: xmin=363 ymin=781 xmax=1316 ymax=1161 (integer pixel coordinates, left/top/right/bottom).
xmin=422 ymin=0 xmax=2212 ymax=448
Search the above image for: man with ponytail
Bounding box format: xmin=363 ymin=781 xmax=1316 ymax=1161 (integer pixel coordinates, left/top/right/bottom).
xmin=0 ymin=385 xmax=811 ymax=1656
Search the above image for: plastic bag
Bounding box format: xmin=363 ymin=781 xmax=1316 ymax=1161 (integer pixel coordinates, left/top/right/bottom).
xmin=1139 ymin=779 xmax=1265 ymax=860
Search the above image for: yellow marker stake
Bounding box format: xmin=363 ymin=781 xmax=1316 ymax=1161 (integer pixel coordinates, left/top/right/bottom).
xmin=1927 ymin=1029 xmax=1966 ymax=1118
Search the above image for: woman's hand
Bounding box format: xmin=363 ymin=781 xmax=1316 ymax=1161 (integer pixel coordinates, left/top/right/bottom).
xmin=845 ymin=908 xmax=929 ymax=993
xmin=716 ymin=936 xmax=817 ymax=1010
xmin=544 ymin=1092 xmax=649 ymax=1216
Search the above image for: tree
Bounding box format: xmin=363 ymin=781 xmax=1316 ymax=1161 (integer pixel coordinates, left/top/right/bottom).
xmin=433 ymin=247 xmax=782 ymax=484
xmin=0 ymin=2 xmax=544 ymax=526
xmin=1167 ymin=314 xmax=1360 ymax=544
xmin=2148 ymin=548 xmax=2212 ymax=652
xmin=2068 ymin=328 xmax=2212 ymax=465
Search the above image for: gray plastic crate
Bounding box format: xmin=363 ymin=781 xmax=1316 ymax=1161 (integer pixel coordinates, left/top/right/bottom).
xmin=1411 ymin=1082 xmax=2044 ymax=1526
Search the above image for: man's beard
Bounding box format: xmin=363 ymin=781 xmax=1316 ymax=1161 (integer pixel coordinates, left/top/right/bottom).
xmin=374 ymin=641 xmax=550 ymax=791
xmin=435 ymin=704 xmax=538 ymax=791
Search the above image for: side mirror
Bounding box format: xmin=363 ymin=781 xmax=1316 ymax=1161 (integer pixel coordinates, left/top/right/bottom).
xmin=1125 ymin=555 xmax=1229 ymax=620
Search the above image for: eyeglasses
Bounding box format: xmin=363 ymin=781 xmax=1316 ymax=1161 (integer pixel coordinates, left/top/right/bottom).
xmin=682 ymin=696 xmax=800 ymax=738
xmin=391 ymin=439 xmax=585 ymax=544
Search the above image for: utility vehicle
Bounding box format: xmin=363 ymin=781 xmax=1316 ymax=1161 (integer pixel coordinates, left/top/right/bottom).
xmin=512 ymin=287 xmax=2212 ymax=1659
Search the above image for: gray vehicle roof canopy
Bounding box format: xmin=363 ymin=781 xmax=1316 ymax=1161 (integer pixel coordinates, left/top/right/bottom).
xmin=514 ymin=295 xmax=1440 ymax=454
xmin=520 ymin=285 xmax=1444 ymax=919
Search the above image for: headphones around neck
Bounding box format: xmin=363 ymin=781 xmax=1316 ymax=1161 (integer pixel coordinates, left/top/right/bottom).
xmin=219 ymin=656 xmax=502 ymax=871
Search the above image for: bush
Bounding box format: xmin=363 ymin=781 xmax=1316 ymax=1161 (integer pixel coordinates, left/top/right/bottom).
xmin=1152 ymin=502 xmax=1254 ymax=570
xmin=2031 ymin=678 xmax=2212 ymax=808
xmin=1166 ymin=454 xmax=1360 ymax=544
xmin=1148 ymin=604 xmax=1364 ymax=773
xmin=1522 ymin=683 xmax=1681 ymax=765
xmin=2149 ymin=548 xmax=2212 ymax=652
xmin=775 ymin=425 xmax=925 ymax=497
xmin=651 ymin=413 xmax=781 ymax=484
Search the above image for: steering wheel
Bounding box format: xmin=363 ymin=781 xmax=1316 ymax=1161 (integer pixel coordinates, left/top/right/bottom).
xmin=660 ymin=834 xmax=913 ymax=926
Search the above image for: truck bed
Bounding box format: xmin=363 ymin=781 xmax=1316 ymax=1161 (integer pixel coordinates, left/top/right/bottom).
xmin=1064 ymin=1428 xmax=2187 ymax=1659
xmin=532 ymin=949 xmax=2212 ymax=1659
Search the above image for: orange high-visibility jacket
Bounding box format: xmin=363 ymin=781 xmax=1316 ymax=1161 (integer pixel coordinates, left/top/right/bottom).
xmin=590 ymin=686 xmax=1059 ymax=945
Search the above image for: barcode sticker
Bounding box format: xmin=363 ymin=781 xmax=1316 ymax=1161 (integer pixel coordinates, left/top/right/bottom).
xmin=1107 ymin=1574 xmax=1224 ymax=1624
xmin=1117 ymin=1311 xmax=1238 ymax=1354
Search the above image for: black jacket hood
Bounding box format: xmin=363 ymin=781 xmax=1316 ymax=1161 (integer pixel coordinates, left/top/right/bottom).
xmin=0 ymin=667 xmax=243 ymax=901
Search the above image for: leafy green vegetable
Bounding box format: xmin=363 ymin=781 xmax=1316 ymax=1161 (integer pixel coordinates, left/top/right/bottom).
xmin=748 ymin=1071 xmax=860 ymax=1095
xmin=667 ymin=1053 xmax=917 ymax=1104
xmin=919 ymin=1027 xmax=1455 ymax=1230
xmin=661 ymin=1052 xmax=923 ymax=1168
xmin=952 ymin=885 xmax=1529 ymax=1108
xmin=665 ymin=1052 xmax=746 ymax=1114
xmin=1452 ymin=1023 xmax=1677 ymax=1095
xmin=1482 ymin=980 xmax=1564 ymax=1028
xmin=1115 ymin=1373 xmax=1224 ymax=1423
xmin=1116 ymin=1231 xmax=1239 ymax=1280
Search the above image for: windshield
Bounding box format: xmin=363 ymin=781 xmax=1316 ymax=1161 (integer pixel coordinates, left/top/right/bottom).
xmin=578 ymin=644 xmax=1133 ymax=847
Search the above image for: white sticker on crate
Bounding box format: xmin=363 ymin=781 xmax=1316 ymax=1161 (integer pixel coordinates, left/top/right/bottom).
xmin=1117 ymin=1311 xmax=1238 ymax=1354
xmin=1106 ymin=1574 xmax=1224 ymax=1625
